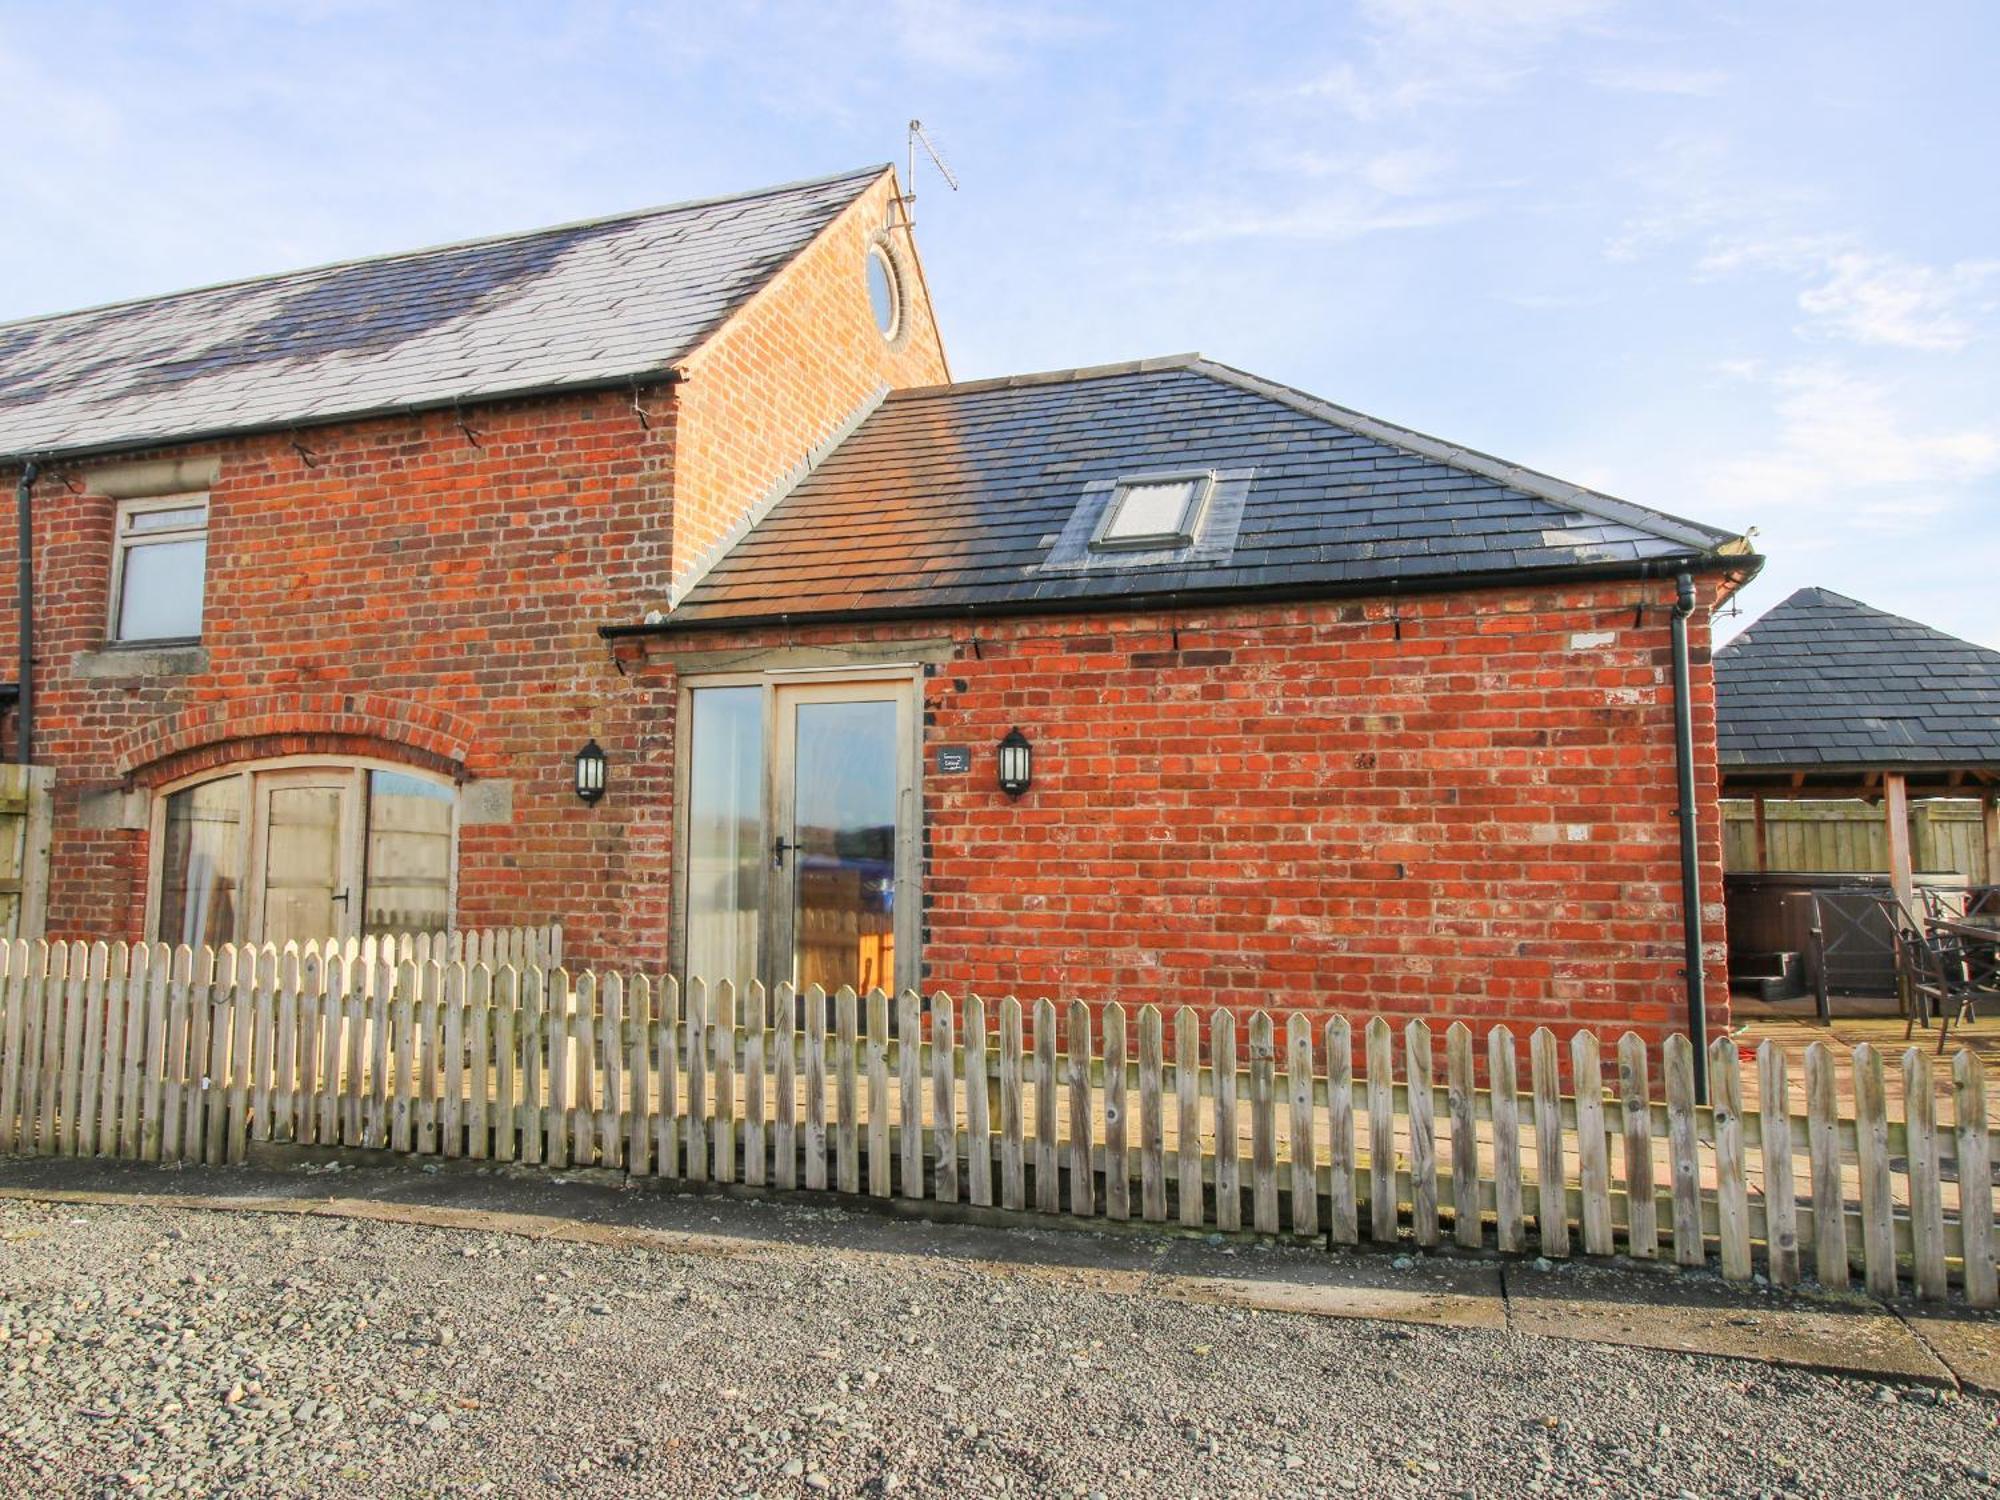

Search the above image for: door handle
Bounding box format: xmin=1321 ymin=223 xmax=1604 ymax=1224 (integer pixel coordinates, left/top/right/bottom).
xmin=772 ymin=836 xmax=797 ymax=870
xmin=331 ymin=889 xmax=350 ymax=906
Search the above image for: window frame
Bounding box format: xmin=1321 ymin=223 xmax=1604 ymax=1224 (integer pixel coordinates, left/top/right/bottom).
xmin=865 ymin=238 xmax=904 ymax=344
xmin=144 ymin=755 xmax=460 ymax=947
xmin=670 ymin=664 xmax=924 ymax=997
xmin=1088 ymin=470 xmax=1216 ymax=553
xmin=109 ymin=492 xmax=210 ymax=645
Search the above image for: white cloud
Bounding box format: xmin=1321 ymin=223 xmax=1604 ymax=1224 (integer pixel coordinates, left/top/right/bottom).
xmin=1797 ymin=252 xmax=2000 ymax=351
xmin=1701 ymin=362 xmax=2000 ymax=522
xmin=1587 ymin=63 xmax=1726 ymax=95
xmin=1289 ymin=0 xmax=1612 ymax=120
xmin=1219 ymin=0 xmax=1618 ymax=245
xmin=1604 ymin=133 xmax=1811 ymax=262
xmin=1360 ymin=147 xmax=1453 ymax=197
xmin=886 ymin=0 xmax=1096 ymax=75
xmin=1700 ymin=236 xmax=1999 ymax=351
xmin=1169 ymin=192 xmax=1480 ymax=244
xmin=1361 ymin=0 xmax=1613 ymax=43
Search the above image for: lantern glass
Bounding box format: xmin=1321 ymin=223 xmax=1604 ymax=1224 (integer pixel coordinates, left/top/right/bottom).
xmin=575 ymin=739 xmax=608 ymax=803
xmin=997 ymin=728 xmax=1031 ymax=797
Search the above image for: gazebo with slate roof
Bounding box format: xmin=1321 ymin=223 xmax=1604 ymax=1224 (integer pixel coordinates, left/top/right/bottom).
xmin=1715 ymin=586 xmax=2000 ymax=916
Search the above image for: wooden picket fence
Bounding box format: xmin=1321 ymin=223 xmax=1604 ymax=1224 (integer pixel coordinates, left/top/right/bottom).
xmin=0 ymin=939 xmax=1993 ymax=1306
xmin=315 ymin=925 xmax=563 ymax=972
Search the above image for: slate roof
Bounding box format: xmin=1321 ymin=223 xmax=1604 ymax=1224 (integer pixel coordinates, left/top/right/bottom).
xmin=0 ymin=165 xmax=888 ymax=460
xmin=1716 ymin=587 xmax=2000 ymax=771
xmin=656 ymin=355 xmax=1748 ymax=627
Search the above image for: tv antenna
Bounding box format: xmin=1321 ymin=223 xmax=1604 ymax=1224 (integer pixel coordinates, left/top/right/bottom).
xmin=901 ymin=119 xmax=959 ymax=230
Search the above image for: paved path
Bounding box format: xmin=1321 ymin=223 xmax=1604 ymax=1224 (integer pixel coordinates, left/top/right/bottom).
xmin=1 ymin=1160 xmax=1997 ymax=1498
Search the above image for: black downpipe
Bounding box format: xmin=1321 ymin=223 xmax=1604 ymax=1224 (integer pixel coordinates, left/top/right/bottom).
xmin=1670 ymin=570 xmax=1708 ymax=1104
xmin=14 ymin=461 xmax=34 ymax=766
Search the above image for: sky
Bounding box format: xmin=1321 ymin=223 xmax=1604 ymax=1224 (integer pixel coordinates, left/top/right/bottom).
xmin=1 ymin=0 xmax=1995 ymax=647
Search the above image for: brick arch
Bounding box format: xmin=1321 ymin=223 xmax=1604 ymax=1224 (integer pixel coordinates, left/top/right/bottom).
xmin=117 ymin=694 xmax=476 ymax=786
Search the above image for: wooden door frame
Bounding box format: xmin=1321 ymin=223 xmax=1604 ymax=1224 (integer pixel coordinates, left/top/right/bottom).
xmin=143 ymin=755 xmax=462 ymax=946
xmin=672 ymin=666 xmax=924 ymax=997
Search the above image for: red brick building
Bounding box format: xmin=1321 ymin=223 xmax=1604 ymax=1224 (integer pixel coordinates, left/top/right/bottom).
xmin=0 ymin=164 xmax=1757 ymax=1055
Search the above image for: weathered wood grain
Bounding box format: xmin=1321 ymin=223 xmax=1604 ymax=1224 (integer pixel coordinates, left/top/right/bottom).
xmin=963 ymin=995 xmax=990 ymax=1208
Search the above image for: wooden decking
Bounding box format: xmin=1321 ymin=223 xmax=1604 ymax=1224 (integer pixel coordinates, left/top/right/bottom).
xmin=1735 ymin=994 xmax=1999 ymax=1124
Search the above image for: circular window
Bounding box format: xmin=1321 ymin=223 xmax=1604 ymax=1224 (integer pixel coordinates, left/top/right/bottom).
xmin=866 ymin=243 xmax=901 ymax=340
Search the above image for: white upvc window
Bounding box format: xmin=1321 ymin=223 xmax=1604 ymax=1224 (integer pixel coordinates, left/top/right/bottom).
xmin=111 ymin=495 xmax=208 ymax=642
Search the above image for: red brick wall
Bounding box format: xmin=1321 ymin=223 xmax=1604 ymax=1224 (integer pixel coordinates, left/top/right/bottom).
xmin=0 ymin=393 xmax=681 ymax=964
xmin=669 ymin=171 xmax=950 ymax=596
xmin=632 ymin=575 xmax=1732 ymax=1060
xmin=0 ymin=174 xmax=954 ymax=969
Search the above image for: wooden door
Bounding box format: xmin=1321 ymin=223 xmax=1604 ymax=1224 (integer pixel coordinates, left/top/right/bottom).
xmin=246 ymin=768 xmax=363 ymax=946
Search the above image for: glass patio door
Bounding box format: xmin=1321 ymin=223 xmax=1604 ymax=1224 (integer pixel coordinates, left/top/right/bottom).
xmin=244 ymin=769 xmax=364 ymax=947
xmin=682 ymin=676 xmax=915 ymax=996
xmin=774 ymin=684 xmax=910 ymax=996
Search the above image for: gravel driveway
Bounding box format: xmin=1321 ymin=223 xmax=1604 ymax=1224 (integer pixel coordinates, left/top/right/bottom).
xmin=1 ymin=1191 xmax=1996 ymax=1499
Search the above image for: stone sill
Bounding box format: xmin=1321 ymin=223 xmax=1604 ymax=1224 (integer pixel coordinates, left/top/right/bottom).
xmin=74 ymin=642 xmax=208 ymax=680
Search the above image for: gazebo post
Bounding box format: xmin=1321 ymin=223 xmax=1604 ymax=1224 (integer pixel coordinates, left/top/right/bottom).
xmin=1751 ymin=794 xmax=1768 ymax=872
xmin=1884 ymin=771 xmax=1915 ymax=918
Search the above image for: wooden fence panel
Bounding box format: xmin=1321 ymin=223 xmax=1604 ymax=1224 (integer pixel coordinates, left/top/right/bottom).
xmin=1034 ymin=998 xmax=1059 ymax=1215
xmin=1138 ymin=1005 xmax=1165 ymax=1223
xmin=867 ymin=989 xmax=890 ymax=1199
xmin=1757 ymin=1041 xmax=1798 ymax=1287
xmin=932 ymin=995 xmax=957 ymax=1205
xmin=1212 ymin=1011 xmax=1239 ymax=1233
xmin=1710 ymin=1040 xmax=1751 ymax=1281
xmin=964 ymin=995 xmax=990 ymax=1208
xmin=1572 ymin=1031 xmax=1612 ymax=1257
xmin=1289 ymin=1015 xmax=1319 ymax=1239
xmin=1406 ymin=1021 xmax=1437 ymax=1249
xmin=1903 ymin=1049 xmax=1947 ymax=1301
xmin=4 ymin=940 xmax=1998 ymax=1303
xmin=1531 ymin=1028 xmax=1567 ymax=1258
xmin=1102 ymin=1002 xmax=1128 ymax=1223
xmin=1250 ymin=1011 xmax=1277 ymax=1235
xmin=1853 ymin=1043 xmax=1896 ymax=1298
xmin=1665 ymin=1035 xmax=1701 ymax=1267
xmin=1326 ymin=1017 xmax=1355 ymax=1246
xmin=1617 ymin=1033 xmax=1655 ymax=1260
xmin=1366 ymin=1018 xmax=1394 ymax=1243
xmin=1805 ymin=1041 xmax=1849 ymax=1290
xmin=1175 ymin=1008 xmax=1201 ymax=1228
xmin=1955 ymin=1051 xmax=1997 ymax=1308
xmin=774 ymin=982 xmax=796 ymax=1191
xmin=901 ymin=990 xmax=924 ymax=1202
xmin=1488 ymin=1025 xmax=1522 ymax=1254
xmin=1068 ymin=1000 xmax=1094 ymax=1219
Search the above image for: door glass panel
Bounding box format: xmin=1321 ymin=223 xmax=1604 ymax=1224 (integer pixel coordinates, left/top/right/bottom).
xmin=790 ymin=699 xmax=898 ymax=995
xmin=159 ymin=779 xmax=243 ymax=946
xmin=262 ymin=785 xmax=346 ymax=947
xmin=687 ymin=686 xmax=765 ymax=987
xmin=363 ymin=771 xmax=454 ymax=936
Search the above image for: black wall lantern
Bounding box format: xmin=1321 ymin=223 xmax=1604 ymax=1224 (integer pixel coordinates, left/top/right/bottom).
xmin=574 ymin=739 xmax=608 ymax=803
xmin=997 ymin=727 xmax=1032 ymax=798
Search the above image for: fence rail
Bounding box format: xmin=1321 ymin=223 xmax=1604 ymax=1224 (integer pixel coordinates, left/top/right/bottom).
xmin=0 ymin=938 xmax=1993 ymax=1306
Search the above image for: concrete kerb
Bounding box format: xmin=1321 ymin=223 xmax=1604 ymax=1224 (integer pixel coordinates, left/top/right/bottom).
xmin=0 ymin=1156 xmax=1990 ymax=1393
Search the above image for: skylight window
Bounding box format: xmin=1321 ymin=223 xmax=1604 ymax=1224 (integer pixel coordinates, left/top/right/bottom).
xmin=1091 ymin=474 xmax=1212 ymax=552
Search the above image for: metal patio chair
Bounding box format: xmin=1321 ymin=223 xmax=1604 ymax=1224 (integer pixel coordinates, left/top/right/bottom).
xmin=1878 ymin=896 xmax=1980 ymax=1052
